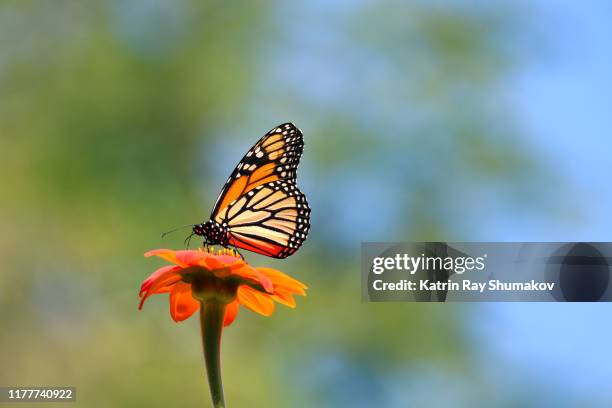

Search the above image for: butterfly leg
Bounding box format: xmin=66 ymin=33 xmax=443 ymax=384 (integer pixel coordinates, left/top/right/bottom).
xmin=184 ymin=233 xmax=195 ymax=249
xmin=230 ymin=243 xmax=245 ymax=260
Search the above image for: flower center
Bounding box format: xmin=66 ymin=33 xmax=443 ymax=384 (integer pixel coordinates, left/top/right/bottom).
xmin=200 ymin=247 xmax=241 ymax=259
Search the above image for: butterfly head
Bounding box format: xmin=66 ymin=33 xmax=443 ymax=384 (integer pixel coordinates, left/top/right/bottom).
xmin=192 ymin=220 xmax=228 ymax=246
xmin=192 ymin=223 xmax=206 ymax=236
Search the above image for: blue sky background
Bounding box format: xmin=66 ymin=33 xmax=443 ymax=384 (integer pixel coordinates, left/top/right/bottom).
xmin=479 ymin=1 xmax=612 ymax=404
xmin=503 ymin=0 xmax=612 ymax=240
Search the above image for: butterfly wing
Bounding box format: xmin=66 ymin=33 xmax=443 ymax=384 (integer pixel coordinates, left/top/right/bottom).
xmin=209 ymin=123 xmax=309 ymax=258
xmin=211 ymin=123 xmax=304 ymax=217
xmin=215 ymin=180 xmax=310 ymax=258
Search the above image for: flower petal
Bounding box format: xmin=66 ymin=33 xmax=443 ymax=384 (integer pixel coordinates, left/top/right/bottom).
xmin=237 ymin=286 xmax=275 ymax=316
xmin=257 ymin=267 xmax=307 ymax=295
xmin=233 ymin=265 xmax=274 ymax=293
xmin=139 ymin=265 xmax=182 ymax=297
xmin=203 ymin=254 xmax=244 ymax=271
xmin=174 ymin=250 xmax=209 ymax=267
xmin=223 ymin=301 xmax=239 ymax=326
xmin=169 ymin=282 xmax=200 ymax=322
xmin=270 ymin=291 xmax=297 ymax=308
xmin=139 ymin=273 xmax=182 ymax=310
xmin=144 ymin=249 xmax=184 ymax=265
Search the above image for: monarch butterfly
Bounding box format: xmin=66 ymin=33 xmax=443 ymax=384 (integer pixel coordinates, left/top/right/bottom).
xmin=191 ymin=123 xmax=311 ymax=258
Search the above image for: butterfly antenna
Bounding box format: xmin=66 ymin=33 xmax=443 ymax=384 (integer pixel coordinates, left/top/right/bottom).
xmin=161 ymin=224 xmax=194 ymax=239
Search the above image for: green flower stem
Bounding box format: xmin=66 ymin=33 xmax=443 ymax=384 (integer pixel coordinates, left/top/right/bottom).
xmin=200 ymin=301 xmax=227 ymax=408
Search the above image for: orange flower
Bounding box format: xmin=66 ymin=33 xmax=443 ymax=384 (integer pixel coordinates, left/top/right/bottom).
xmin=139 ymin=248 xmax=307 ymax=324
xmin=140 ymin=247 xmax=308 ymax=407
